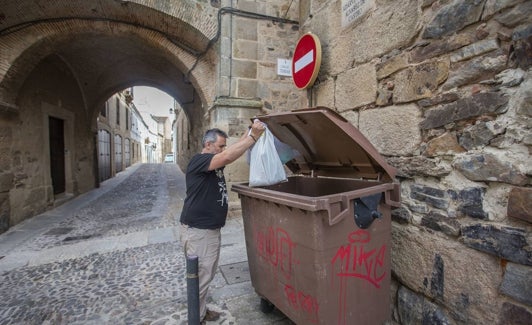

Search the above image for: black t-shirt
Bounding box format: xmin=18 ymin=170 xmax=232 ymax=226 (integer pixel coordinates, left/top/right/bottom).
xmin=179 ymin=153 xmax=228 ymax=229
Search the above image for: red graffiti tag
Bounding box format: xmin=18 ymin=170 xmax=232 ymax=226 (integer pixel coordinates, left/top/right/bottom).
xmin=284 ymin=284 xmax=319 ymax=323
xmin=254 ymin=226 xmax=296 ymax=280
xmin=330 ymin=229 xmax=386 ymax=288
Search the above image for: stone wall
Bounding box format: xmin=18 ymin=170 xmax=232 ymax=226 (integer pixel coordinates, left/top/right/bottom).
xmin=299 ymin=0 xmax=531 ymax=323
xmin=6 ymin=55 xmax=95 ymax=228
xmin=217 ymin=0 xmax=301 ymax=110
xmin=0 ymin=118 xmax=13 ymax=233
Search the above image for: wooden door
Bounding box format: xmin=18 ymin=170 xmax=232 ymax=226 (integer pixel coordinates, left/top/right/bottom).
xmin=49 ymin=116 xmax=65 ymax=194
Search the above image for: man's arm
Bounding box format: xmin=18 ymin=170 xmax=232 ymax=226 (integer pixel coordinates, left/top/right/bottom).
xmin=208 ymin=120 xmax=264 ymax=170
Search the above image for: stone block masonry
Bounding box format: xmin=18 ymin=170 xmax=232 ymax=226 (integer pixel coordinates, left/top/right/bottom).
xmin=302 ymin=0 xmax=532 ymax=323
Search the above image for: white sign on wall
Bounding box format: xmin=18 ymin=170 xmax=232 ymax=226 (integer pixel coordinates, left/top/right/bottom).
xmin=277 ymin=58 xmax=292 ymax=76
xmin=341 ymin=0 xmax=374 ymax=28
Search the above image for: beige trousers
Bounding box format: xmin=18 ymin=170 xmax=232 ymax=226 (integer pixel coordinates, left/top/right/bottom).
xmin=179 ymin=223 xmax=221 ymax=319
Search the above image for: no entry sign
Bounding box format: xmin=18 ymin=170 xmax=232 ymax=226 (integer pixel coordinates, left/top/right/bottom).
xmin=292 ymin=33 xmax=322 ymax=89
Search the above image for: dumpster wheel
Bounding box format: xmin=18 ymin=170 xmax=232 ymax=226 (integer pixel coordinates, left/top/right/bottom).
xmin=260 ymin=298 xmax=275 ymax=314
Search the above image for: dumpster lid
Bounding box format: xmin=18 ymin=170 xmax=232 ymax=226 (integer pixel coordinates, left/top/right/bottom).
xmin=256 ymin=107 xmax=397 ymax=182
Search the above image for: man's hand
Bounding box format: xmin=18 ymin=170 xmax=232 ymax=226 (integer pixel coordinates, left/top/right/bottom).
xmin=249 ymin=119 xmax=266 ymax=141
xmin=208 ymin=119 xmax=267 ymax=171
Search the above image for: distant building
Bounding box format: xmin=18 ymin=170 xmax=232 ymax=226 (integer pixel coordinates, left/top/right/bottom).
xmin=97 ymin=89 xmax=140 ymax=182
xmin=152 ymin=115 xmax=172 ymax=162
xmin=138 ymin=110 xmax=160 ymax=163
xmin=129 ymin=102 xmax=144 ymax=163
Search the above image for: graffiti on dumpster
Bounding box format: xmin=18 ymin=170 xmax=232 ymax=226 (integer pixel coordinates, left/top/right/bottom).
xmin=254 ymin=226 xmax=296 ymax=280
xmin=284 ymin=284 xmax=319 ymax=323
xmin=250 ymin=225 xmax=387 ymax=324
xmin=330 ymin=229 xmax=386 ymax=288
xmin=330 ymin=229 xmax=387 ymax=325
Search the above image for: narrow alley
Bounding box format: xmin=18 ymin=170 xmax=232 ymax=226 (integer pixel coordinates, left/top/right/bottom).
xmin=0 ymin=163 xmax=292 ymax=325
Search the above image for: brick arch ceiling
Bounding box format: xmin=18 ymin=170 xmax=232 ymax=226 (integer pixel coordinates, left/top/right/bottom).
xmin=0 ymin=0 xmax=218 ymax=118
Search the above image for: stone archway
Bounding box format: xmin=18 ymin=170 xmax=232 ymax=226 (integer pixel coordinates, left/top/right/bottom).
xmin=0 ymin=1 xmax=219 ymax=121
xmin=0 ymin=0 xmax=220 ymax=231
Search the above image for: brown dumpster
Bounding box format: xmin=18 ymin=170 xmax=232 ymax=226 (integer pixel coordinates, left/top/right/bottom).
xmin=232 ymin=107 xmax=400 ymax=325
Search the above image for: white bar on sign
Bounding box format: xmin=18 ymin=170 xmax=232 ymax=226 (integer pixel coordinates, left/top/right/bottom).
xmin=294 ymin=50 xmax=314 ymax=73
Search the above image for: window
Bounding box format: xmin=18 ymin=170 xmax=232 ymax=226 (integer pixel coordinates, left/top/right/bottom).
xmin=116 ymin=98 xmax=120 ymax=125
xmin=100 ymin=101 xmax=108 ymax=117
xmin=126 ymin=108 xmax=130 ymax=130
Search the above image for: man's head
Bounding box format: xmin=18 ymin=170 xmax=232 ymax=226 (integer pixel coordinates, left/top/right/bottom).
xmin=202 ymin=128 xmax=228 ymax=154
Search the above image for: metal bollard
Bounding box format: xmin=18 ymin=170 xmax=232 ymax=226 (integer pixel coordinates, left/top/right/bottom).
xmin=186 ymin=255 xmax=200 ymax=325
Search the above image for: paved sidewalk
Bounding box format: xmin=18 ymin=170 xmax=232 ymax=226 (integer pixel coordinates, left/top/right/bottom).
xmin=0 ymin=163 xmax=292 ymax=324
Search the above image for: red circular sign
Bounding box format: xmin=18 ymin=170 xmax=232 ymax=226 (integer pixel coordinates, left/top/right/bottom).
xmin=292 ymin=33 xmax=322 ymax=89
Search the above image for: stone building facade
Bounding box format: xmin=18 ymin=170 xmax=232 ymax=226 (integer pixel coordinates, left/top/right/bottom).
xmin=0 ymin=0 xmax=530 ymax=324
xmin=97 ymin=90 xmax=142 ymax=183
xmin=151 ymin=115 xmax=173 ymax=162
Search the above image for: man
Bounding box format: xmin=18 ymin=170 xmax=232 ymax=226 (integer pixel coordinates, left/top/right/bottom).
xmin=179 ymin=120 xmax=265 ymax=323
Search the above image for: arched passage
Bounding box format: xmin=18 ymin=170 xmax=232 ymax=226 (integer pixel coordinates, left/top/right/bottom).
xmin=1 ymin=21 xmax=216 ymax=124
xmin=0 ymin=0 xmax=219 ymax=231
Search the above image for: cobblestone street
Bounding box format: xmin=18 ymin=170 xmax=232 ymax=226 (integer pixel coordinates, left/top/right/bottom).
xmin=0 ymin=163 xmax=292 ymax=325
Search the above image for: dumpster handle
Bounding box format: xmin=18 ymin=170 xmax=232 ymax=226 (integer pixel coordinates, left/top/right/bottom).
xmin=384 ymin=187 xmax=401 ymax=208
xmin=327 ymin=195 xmax=350 ymax=226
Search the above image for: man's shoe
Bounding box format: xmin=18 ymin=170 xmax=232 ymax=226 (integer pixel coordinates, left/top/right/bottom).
xmin=202 ymin=308 xmax=221 ymax=322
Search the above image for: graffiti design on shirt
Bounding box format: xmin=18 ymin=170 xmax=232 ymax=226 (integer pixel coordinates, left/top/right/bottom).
xmin=216 ymin=169 xmax=227 ymax=206
xmin=217 ymin=181 xmax=228 ymax=206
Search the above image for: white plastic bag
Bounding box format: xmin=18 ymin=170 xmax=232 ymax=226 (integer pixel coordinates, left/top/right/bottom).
xmin=249 ymin=128 xmax=287 ymax=187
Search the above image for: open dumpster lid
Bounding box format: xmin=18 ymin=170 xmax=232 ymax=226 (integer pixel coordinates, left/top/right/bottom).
xmin=256 ymin=107 xmax=397 ymax=182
